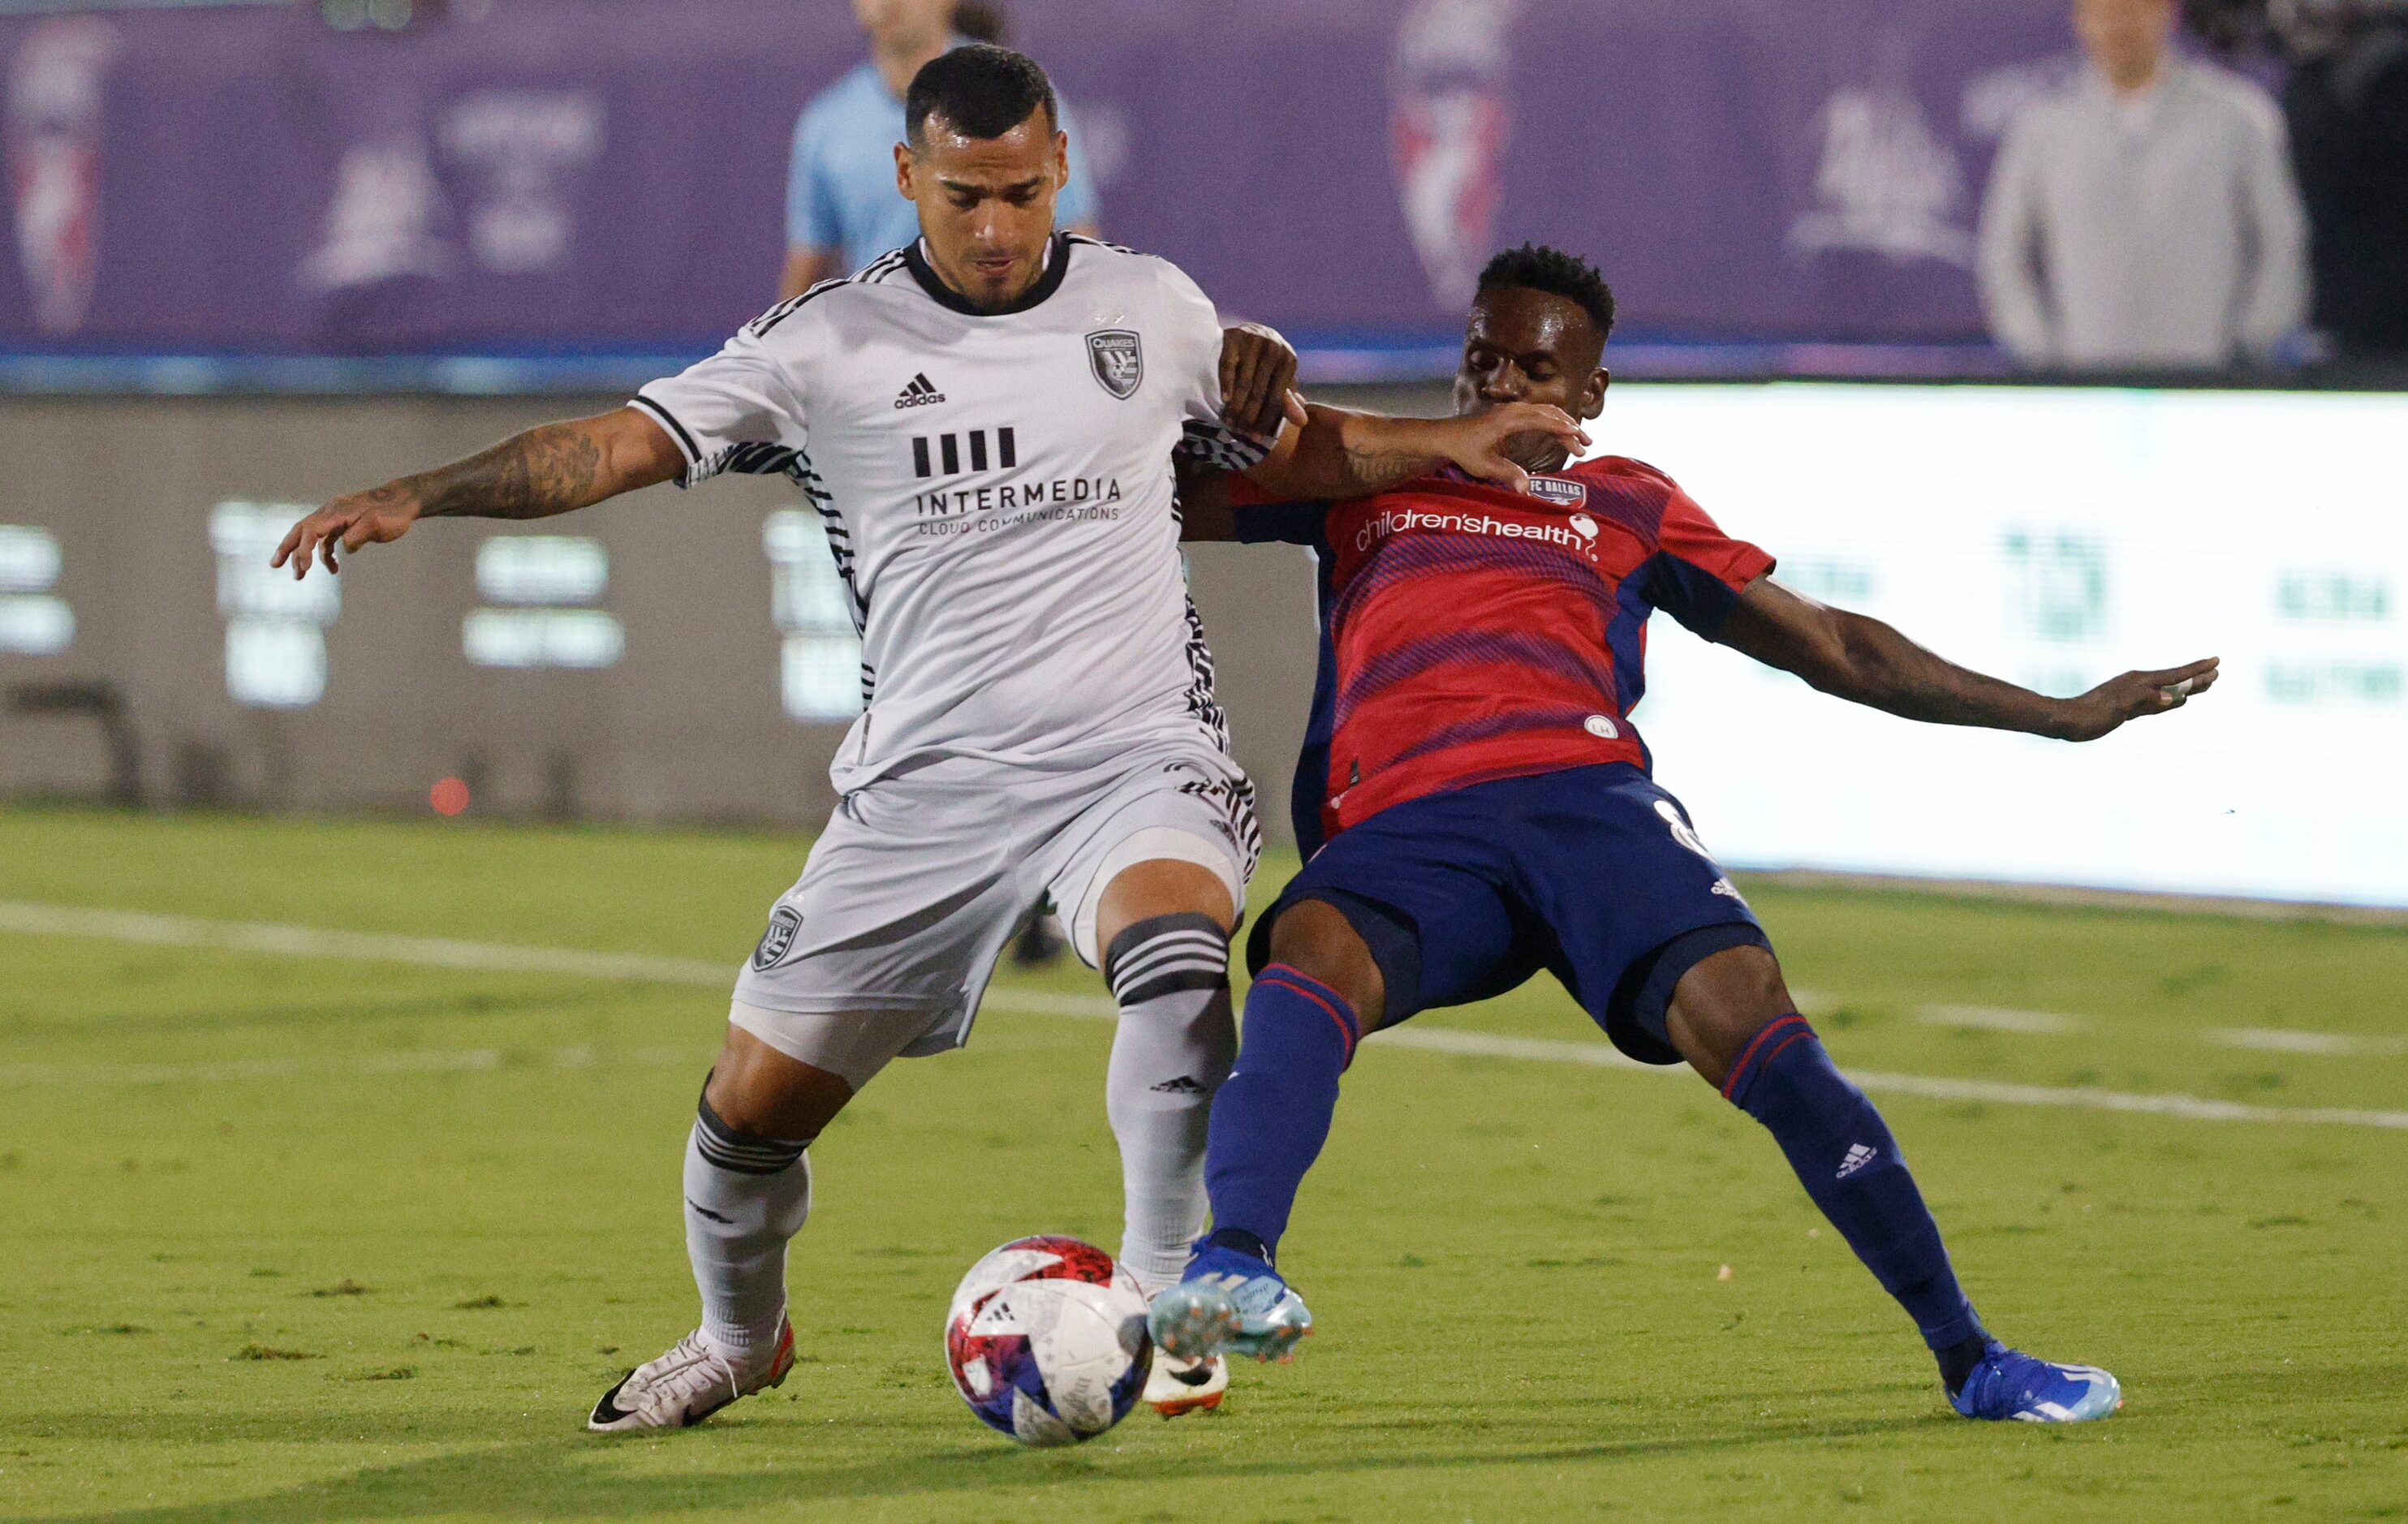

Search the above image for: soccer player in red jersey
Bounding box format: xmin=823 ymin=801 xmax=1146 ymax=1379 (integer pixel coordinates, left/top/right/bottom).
xmin=1153 ymin=244 xmax=2220 ymax=1423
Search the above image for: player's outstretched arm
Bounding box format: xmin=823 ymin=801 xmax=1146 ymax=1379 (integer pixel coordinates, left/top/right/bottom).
xmin=1239 ymin=401 xmax=1589 ymax=503
xmin=1717 ymin=576 xmax=2219 ymax=742
xmin=269 ymin=407 xmax=685 ymax=579
xmin=1174 ymin=400 xmax=1587 ymax=542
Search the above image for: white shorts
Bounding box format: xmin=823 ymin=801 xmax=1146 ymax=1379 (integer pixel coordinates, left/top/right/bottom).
xmin=728 ymin=737 xmax=1258 ymax=1084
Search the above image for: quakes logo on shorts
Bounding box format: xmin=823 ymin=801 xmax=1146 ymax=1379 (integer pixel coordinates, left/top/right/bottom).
xmin=752 ymin=906 xmax=803 ymax=971
xmin=1086 ymin=329 xmax=1143 ymax=400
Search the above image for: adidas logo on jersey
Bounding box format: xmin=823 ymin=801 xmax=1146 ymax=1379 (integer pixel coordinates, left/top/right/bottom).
xmin=1836 ymin=1143 xmax=1878 ymax=1179
xmin=894 ymin=373 xmax=946 ymax=410
xmin=1150 ymin=1076 xmax=1208 ymax=1095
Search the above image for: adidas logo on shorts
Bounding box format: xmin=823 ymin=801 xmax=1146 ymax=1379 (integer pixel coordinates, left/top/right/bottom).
xmin=894 ymin=372 xmax=946 ymax=410
xmin=1836 ymin=1142 xmax=1878 ymax=1179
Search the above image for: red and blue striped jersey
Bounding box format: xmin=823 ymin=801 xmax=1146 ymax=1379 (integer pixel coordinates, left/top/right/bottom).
xmin=1234 ymin=455 xmax=1772 ymax=849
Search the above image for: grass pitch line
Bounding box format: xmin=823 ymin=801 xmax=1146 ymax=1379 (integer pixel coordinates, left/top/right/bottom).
xmin=0 ymin=900 xmax=736 ymax=986
xmin=1365 ymin=1027 xmax=2408 ymax=1130
xmin=2207 ymin=1027 xmax=2408 ymax=1057
xmin=0 ymin=1044 xmax=702 ymax=1088
xmin=1842 ymin=1070 xmax=2408 ymax=1130
xmin=6 ymin=899 xmax=2405 ymax=1131
xmin=1916 ymin=1004 xmax=2083 ymax=1035
xmin=0 ymin=898 xmax=1119 ymax=1020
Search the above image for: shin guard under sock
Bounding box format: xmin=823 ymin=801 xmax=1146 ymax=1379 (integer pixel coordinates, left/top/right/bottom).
xmin=684 ymin=1090 xmax=812 ymax=1359
xmin=1104 ymin=912 xmax=1239 ymax=1293
xmin=1724 ymin=1015 xmax=1986 ymax=1355
xmin=1201 ymin=963 xmax=1360 ymax=1259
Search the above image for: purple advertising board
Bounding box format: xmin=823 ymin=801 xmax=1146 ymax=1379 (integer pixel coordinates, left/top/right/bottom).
xmin=0 ymin=0 xmax=2086 ymax=359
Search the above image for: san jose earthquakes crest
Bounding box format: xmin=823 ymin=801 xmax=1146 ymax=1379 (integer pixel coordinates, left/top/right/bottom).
xmin=752 ymin=906 xmax=803 ymax=971
xmin=1085 ymin=329 xmax=1143 ymax=399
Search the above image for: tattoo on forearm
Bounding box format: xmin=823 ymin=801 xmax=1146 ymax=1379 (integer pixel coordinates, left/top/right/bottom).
xmin=411 ymin=424 xmax=604 ymax=520
xmin=1342 ymin=441 xmax=1429 ymax=490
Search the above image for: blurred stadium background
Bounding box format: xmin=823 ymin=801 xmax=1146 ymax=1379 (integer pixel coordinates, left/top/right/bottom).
xmin=2 ymin=0 xmax=2404 ymax=906
xmin=2 ymin=2 xmax=2406 ymax=1519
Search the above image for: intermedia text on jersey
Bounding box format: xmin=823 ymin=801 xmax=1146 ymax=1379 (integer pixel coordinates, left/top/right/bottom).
xmin=912 ymin=475 xmax=1126 ymax=527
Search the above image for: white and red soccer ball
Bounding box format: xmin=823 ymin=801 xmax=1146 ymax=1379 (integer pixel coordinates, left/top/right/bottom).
xmin=944 ymin=1235 xmax=1152 ymax=1446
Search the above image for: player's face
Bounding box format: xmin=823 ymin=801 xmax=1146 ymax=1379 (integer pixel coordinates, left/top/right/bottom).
xmin=1454 ymin=288 xmax=1609 ymax=467
xmin=2074 ymin=0 xmax=2173 ymax=85
xmin=897 ymin=110 xmax=1067 ymax=311
xmin=853 ymin=0 xmax=952 ymax=50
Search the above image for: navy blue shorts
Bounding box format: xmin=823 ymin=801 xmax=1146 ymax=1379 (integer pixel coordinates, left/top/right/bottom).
xmin=1245 ymin=763 xmax=1768 ymax=1065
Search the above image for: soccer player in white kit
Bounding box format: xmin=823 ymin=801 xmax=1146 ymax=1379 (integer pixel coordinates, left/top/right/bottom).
xmin=273 ymin=44 xmax=1581 ymax=1431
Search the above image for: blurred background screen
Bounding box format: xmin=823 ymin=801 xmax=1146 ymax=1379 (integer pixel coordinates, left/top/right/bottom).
xmin=3 ymin=0 xmax=2404 ymax=907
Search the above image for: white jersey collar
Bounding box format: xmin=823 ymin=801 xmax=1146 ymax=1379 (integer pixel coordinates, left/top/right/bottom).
xmin=905 ymin=234 xmax=1072 ymax=317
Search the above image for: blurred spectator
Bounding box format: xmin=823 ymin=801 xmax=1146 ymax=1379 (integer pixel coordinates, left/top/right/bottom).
xmin=1978 ymin=0 xmax=2307 ymax=369
xmin=951 ymin=1 xmax=1006 ymax=43
xmin=2281 ymin=6 xmax=2408 ymax=359
xmin=778 ymin=0 xmax=1100 ymax=299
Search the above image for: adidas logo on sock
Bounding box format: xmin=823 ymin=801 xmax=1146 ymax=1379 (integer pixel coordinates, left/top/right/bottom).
xmin=894 ymin=372 xmax=946 ymax=409
xmin=1150 ymin=1075 xmax=1207 ymax=1095
xmin=1836 ymin=1143 xmax=1878 ymax=1179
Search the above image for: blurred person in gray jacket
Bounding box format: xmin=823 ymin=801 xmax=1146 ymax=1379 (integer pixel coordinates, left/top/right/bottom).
xmin=1979 ymin=0 xmax=2308 ymax=369
xmin=778 ymin=0 xmax=1098 ymax=300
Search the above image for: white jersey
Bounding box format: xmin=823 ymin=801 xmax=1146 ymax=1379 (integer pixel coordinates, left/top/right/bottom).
xmin=632 ymin=234 xmax=1269 ymax=794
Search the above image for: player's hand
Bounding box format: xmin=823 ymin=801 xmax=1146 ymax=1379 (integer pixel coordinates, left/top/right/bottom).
xmin=270 ymin=487 xmax=422 ymax=579
xmin=2053 ymin=657 xmax=2221 ymax=741
xmin=1220 ymin=322 xmax=1300 ymax=440
xmin=1439 ymin=403 xmax=1591 ymax=491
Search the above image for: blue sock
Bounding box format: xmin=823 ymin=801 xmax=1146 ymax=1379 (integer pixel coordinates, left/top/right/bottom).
xmin=1724 ymin=1014 xmax=1986 ymax=1355
xmin=1200 ymin=963 xmax=1362 ymax=1261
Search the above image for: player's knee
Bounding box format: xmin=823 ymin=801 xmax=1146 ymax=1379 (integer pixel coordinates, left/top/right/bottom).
xmin=1094 ymin=857 xmax=1237 ymax=947
xmin=703 ymin=1027 xmax=855 ymax=1144
xmin=1264 ymin=898 xmax=1385 ymax=1027
xmin=1663 ymin=944 xmax=1795 ymax=1089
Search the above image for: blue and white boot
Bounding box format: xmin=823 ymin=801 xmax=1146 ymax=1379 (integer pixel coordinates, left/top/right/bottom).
xmin=1950 ymin=1340 xmax=2122 ymax=1422
xmin=1148 ymin=1242 xmax=1312 ymax=1364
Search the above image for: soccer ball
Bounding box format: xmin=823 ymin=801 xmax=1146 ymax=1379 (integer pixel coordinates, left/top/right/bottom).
xmin=944 ymin=1235 xmax=1153 ymax=1445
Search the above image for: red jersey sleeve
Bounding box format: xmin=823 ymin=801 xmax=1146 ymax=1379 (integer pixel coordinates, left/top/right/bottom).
xmin=1648 ymin=488 xmax=1775 ymax=639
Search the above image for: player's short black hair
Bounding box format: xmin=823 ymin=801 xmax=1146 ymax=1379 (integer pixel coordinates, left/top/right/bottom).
xmin=906 ymin=43 xmax=1058 ymax=146
xmin=1475 ymin=243 xmax=1618 ymax=344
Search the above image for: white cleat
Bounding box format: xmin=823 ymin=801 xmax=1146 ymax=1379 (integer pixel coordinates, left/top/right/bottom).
xmin=1144 ymin=1350 xmax=1228 ymax=1417
xmin=587 ymin=1320 xmax=795 ymax=1432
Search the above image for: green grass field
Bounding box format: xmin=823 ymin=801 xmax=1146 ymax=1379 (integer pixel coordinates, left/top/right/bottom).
xmin=2 ymin=806 xmax=2405 ymax=1522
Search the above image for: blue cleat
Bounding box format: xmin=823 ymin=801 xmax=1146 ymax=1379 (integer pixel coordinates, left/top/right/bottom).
xmin=1148 ymin=1243 xmax=1312 ymax=1364
xmin=1950 ymin=1340 xmax=2123 ymax=1422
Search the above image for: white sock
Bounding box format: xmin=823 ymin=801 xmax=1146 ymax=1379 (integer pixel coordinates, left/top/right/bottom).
xmin=1103 ymin=913 xmax=1238 ymax=1294
xmin=684 ymin=1093 xmax=812 ymax=1362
